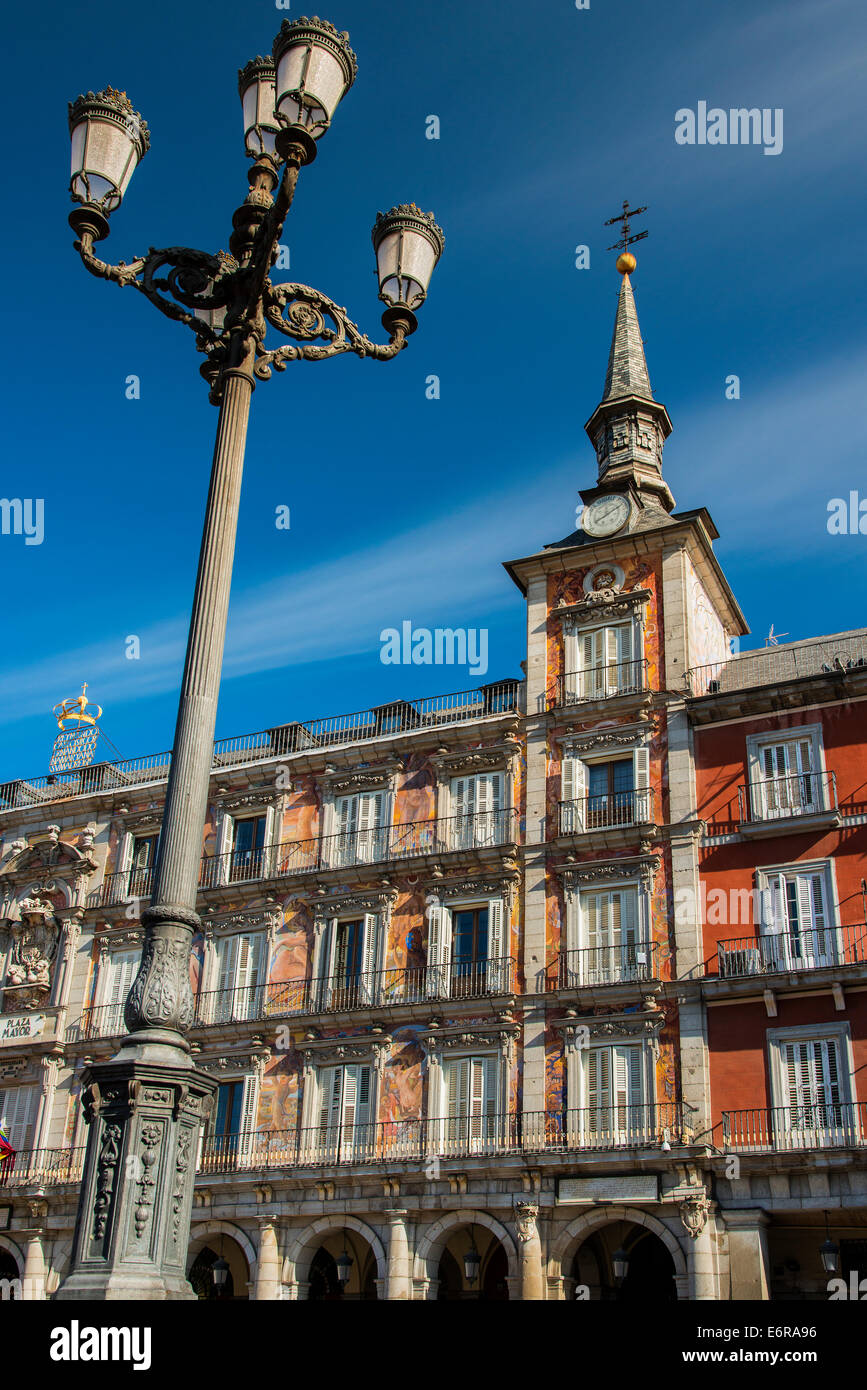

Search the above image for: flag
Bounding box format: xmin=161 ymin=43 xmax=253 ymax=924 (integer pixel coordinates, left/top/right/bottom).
xmin=0 ymin=1121 xmax=15 ymax=1183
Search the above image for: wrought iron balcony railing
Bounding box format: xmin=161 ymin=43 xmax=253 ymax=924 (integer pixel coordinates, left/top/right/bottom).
xmin=0 ymin=1146 xmax=86 ymax=1187
xmin=558 ymin=788 xmax=653 ymax=835
xmin=685 ymin=633 xmax=867 ymax=698
xmin=738 ymin=770 xmax=837 ymax=823
xmin=712 ymin=925 xmax=867 ymax=979
xmin=551 ymin=659 xmax=648 ymax=710
xmin=722 ymin=1102 xmax=867 ymax=1152
xmin=2 ymin=1103 xmax=690 ymax=1185
xmin=189 ymin=957 xmax=517 ymax=1028
xmin=550 ymin=941 xmax=660 ymax=989
xmin=196 ymin=1102 xmax=687 ymax=1173
xmin=95 ymin=809 xmax=520 ymax=904
xmin=0 ymin=680 xmax=521 ymax=811
xmin=75 ymin=1001 xmax=128 ymax=1041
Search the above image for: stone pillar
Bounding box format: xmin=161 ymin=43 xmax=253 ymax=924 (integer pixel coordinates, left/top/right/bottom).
xmin=384 ymin=1209 xmax=411 ymax=1300
xmin=514 ymin=1201 xmax=544 ymax=1301
xmin=683 ymin=1198 xmax=719 ymax=1300
xmin=254 ymin=1217 xmax=281 ymax=1301
xmin=21 ymin=1207 xmax=47 ymax=1301
xmin=725 ymin=1209 xmax=771 ymax=1301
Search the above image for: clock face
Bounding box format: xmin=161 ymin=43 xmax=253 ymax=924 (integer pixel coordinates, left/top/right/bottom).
xmin=582 ymin=494 xmax=630 ymax=537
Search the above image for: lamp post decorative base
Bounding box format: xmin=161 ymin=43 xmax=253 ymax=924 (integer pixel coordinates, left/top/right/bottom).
xmin=53 ymin=1055 xmax=216 ymax=1302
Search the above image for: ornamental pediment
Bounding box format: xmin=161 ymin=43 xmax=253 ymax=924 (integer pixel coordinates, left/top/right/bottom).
xmin=319 ymin=758 xmax=403 ymax=795
xmin=430 ymin=737 xmax=520 ymax=778
xmin=553 ymin=587 xmax=651 ymax=628
xmin=0 ymin=825 xmax=97 ymax=883
xmin=556 ymin=852 xmax=660 ymax=893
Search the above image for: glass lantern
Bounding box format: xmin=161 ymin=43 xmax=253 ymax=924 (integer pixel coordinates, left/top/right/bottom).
xmin=238 ymin=57 xmax=280 ymax=158
xmin=271 ymin=16 xmax=358 ymax=139
xmin=68 ymin=87 xmax=149 ymax=214
xmin=372 ymin=204 xmax=444 ymax=312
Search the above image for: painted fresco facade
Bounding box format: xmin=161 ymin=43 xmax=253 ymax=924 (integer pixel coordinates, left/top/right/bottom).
xmin=0 ymin=269 xmax=865 ymax=1301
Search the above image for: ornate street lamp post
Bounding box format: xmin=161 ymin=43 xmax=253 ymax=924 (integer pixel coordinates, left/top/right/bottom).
xmin=56 ymin=16 xmax=442 ymax=1301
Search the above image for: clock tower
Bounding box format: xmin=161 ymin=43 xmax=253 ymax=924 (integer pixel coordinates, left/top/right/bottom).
xmin=579 ymin=255 xmax=674 ymax=534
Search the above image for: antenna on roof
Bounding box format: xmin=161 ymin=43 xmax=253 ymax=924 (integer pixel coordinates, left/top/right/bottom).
xmin=765 ymin=625 xmax=789 ymax=648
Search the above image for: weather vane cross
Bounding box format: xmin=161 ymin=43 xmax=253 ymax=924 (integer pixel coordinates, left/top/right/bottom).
xmin=605 ymin=199 xmax=649 ymax=254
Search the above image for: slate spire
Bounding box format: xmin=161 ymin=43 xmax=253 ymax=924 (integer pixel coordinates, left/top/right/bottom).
xmin=601 ymin=272 xmax=653 ymax=403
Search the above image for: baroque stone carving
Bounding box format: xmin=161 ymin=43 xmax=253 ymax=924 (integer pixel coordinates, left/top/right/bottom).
xmin=555 ymin=587 xmax=651 ymax=630
xmin=4 ymin=895 xmax=60 ymax=1008
xmin=514 ymin=1201 xmax=540 ymax=1242
xmin=680 ymin=1195 xmax=710 ymax=1238
xmin=124 ymin=935 xmax=194 ymax=1033
xmin=93 ymin=1122 xmax=122 ymax=1241
xmin=172 ymin=1128 xmax=192 ymax=1241
xmin=559 ymin=854 xmax=660 ymax=895
xmin=134 ymin=1122 xmax=162 ymax=1239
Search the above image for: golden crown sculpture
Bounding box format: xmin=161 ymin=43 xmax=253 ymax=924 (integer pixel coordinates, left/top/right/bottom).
xmin=53 ymin=683 xmax=103 ymax=732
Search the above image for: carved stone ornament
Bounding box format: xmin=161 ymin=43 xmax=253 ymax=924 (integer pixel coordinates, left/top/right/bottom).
xmin=216 ymin=789 xmax=283 ymax=814
xmin=2 ymin=893 xmax=61 ymax=1008
xmin=559 ymin=854 xmax=660 ymax=896
xmin=560 ymin=721 xmax=651 ymax=757
xmin=320 ymin=759 xmax=402 ymax=795
xmin=311 ymin=886 xmax=398 ymax=932
xmin=557 ymin=585 xmax=650 ymax=622
xmin=0 ymin=832 xmax=97 ymax=889
xmin=203 ymin=905 xmax=283 ymax=938
xmin=680 ymin=1195 xmax=710 ymax=1238
xmin=424 ymin=1023 xmax=519 ymax=1058
xmin=300 ymin=1032 xmax=392 ymax=1074
xmin=124 ymin=933 xmax=194 ymax=1033
xmin=556 ymin=1006 xmax=665 ymax=1044
xmin=430 ymin=742 xmax=517 ymax=778
xmin=513 ymin=1201 xmax=540 ymax=1243
xmin=428 ymin=869 xmax=521 ymax=913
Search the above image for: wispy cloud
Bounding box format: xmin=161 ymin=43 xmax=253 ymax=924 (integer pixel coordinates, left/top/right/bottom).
xmin=2 ymin=342 xmax=861 ymax=732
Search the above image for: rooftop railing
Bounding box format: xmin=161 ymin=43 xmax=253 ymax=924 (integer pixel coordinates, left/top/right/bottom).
xmin=0 ymin=680 xmax=522 ymax=812
xmin=685 ymin=634 xmax=867 ymax=699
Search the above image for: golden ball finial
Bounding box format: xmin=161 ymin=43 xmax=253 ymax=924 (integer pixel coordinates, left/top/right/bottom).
xmin=616 ymin=252 xmax=637 ymax=275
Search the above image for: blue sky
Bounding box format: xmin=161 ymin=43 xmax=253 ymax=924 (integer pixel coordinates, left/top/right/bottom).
xmin=2 ymin=0 xmax=866 ymax=778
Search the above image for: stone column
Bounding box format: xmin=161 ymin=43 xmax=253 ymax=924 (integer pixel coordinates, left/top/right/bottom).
xmin=21 ymin=1204 xmax=47 ymax=1301
xmin=514 ymin=1201 xmax=544 ymax=1301
xmin=254 ymin=1217 xmax=281 ymax=1301
xmin=683 ymin=1197 xmax=719 ymax=1300
xmin=725 ymin=1209 xmax=771 ymax=1301
xmin=384 ymin=1209 xmax=411 ymax=1300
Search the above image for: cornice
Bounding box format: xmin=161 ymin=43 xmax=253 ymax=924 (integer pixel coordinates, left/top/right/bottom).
xmin=555 ymin=852 xmax=661 ymax=892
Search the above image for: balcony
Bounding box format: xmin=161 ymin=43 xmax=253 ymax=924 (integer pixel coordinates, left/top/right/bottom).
xmin=558 ymin=788 xmax=654 ymax=837
xmin=190 ymin=957 xmax=516 ymax=1028
xmin=737 ymin=771 xmax=840 ymax=836
xmin=684 ymin=632 xmax=867 ymax=719
xmin=197 ymin=1102 xmax=688 ymax=1174
xmin=0 ymin=1146 xmax=86 ymax=1187
xmin=0 ymin=680 xmax=522 ymax=813
xmin=549 ymin=941 xmax=660 ymax=991
xmin=94 ymin=809 xmax=520 ymax=907
xmin=76 ymin=959 xmax=518 ymax=1040
xmin=712 ymin=924 xmax=867 ymax=980
xmin=550 ymin=659 xmax=649 ymax=712
xmin=722 ymin=1102 xmax=867 ymax=1152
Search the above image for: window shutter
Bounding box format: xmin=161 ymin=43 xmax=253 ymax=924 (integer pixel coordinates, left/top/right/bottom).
xmin=238 ymin=1074 xmax=258 ymax=1158
xmin=0 ymin=1086 xmax=37 ymax=1151
xmin=560 ymin=756 xmax=586 ymax=832
xmin=319 ymin=1067 xmax=342 ymax=1133
xmin=487 ymin=898 xmax=505 ymax=990
xmin=482 ymin=1055 xmax=499 ymax=1120
xmin=359 ymin=913 xmax=381 ymax=1004
xmin=633 ymin=745 xmax=650 ymax=819
xmin=217 ymin=935 xmax=239 ymax=994
xmin=586 ymin=1047 xmax=609 ymax=1132
xmin=425 ymin=900 xmax=452 ymax=997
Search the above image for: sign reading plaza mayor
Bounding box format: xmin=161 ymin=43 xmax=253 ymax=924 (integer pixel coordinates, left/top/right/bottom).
xmin=0 ymin=1013 xmax=45 ymax=1044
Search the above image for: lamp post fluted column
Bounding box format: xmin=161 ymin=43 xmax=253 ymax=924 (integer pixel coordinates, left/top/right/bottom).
xmin=56 ymin=17 xmax=442 ymax=1301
